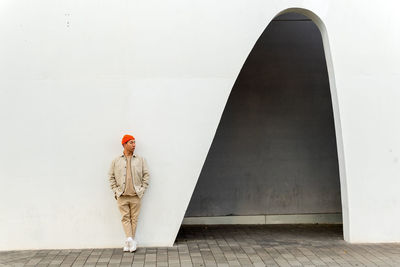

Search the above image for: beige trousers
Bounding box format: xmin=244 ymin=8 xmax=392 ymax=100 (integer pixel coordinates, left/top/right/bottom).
xmin=117 ymin=195 xmax=141 ymax=238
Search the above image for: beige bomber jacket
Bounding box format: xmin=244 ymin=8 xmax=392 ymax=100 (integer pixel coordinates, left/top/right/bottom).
xmin=108 ymin=153 xmax=150 ymax=199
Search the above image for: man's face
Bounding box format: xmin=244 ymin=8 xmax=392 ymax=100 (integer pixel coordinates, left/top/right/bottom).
xmin=124 ymin=139 xmax=136 ymax=152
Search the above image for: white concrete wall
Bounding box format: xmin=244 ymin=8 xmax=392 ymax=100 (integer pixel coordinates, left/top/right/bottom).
xmin=0 ymin=0 xmax=399 ymax=250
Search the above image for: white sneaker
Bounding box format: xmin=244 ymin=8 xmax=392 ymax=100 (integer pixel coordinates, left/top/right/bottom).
xmin=129 ymin=239 xmax=137 ymax=252
xmin=123 ymin=237 xmax=133 ymax=252
xmin=123 ymin=240 xmax=130 ymax=252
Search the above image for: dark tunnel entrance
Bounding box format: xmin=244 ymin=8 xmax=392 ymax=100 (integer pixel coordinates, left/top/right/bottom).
xmin=183 ymin=12 xmax=342 ymax=230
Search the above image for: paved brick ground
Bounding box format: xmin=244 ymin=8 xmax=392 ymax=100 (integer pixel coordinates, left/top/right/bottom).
xmin=2 ymin=224 xmax=400 ymax=266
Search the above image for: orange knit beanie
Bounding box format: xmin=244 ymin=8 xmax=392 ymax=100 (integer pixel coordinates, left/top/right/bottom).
xmin=121 ymin=134 xmax=135 ymax=145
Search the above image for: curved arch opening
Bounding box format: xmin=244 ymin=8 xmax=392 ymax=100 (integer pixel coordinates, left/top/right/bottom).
xmin=182 ymin=9 xmax=349 ymax=242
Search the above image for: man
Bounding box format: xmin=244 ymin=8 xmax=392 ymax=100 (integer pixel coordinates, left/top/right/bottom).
xmin=108 ymin=134 xmax=150 ymax=252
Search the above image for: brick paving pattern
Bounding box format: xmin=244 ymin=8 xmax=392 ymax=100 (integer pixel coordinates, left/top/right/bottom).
xmin=1 ymin=224 xmax=400 ymax=266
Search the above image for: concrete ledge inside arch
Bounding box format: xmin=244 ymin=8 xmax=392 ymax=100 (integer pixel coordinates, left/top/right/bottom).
xmin=183 ymin=214 xmax=342 ymax=225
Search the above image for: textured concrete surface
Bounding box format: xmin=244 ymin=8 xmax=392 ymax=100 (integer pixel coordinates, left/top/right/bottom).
xmin=2 ymin=225 xmax=400 ymax=266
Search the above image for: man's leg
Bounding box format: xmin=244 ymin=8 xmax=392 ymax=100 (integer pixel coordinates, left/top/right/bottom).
xmin=117 ymin=196 xmax=133 ymax=237
xmin=129 ymin=195 xmax=141 ymax=238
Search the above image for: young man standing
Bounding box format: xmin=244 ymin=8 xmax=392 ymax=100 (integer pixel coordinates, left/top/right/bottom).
xmin=108 ymin=134 xmax=150 ymax=252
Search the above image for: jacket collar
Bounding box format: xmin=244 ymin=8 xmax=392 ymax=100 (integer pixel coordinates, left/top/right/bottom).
xmin=121 ymin=153 xmax=136 ymax=158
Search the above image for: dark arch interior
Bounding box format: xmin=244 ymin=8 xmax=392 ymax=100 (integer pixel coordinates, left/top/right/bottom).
xmin=185 ymin=13 xmax=342 ymax=218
